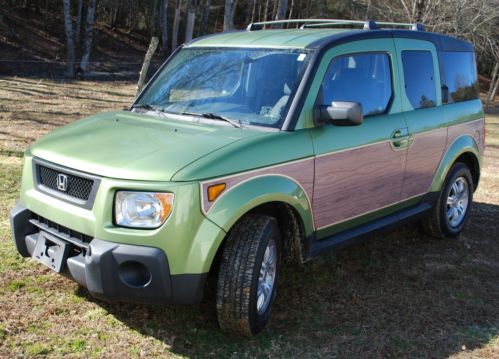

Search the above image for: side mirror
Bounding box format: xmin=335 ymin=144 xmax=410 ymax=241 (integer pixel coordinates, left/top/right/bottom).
xmin=318 ymin=101 xmax=363 ymax=126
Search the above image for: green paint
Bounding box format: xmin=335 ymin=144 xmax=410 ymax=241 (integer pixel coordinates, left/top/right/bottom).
xmin=187 ymin=29 xmax=349 ymax=49
xmin=15 ymin=29 xmax=484 ymax=285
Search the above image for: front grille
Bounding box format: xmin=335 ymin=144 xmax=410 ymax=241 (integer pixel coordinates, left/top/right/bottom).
xmin=39 ymin=165 xmax=93 ymax=200
xmin=33 ymin=158 xmax=100 ymax=209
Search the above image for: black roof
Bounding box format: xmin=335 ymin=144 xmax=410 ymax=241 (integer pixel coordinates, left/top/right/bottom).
xmin=306 ymin=29 xmax=474 ymax=52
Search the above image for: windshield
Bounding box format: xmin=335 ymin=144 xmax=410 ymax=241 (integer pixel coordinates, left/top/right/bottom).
xmin=136 ymin=47 xmax=311 ymax=128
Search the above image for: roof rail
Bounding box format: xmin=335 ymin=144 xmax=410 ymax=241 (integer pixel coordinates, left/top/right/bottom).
xmin=245 ymin=19 xmax=425 ymax=32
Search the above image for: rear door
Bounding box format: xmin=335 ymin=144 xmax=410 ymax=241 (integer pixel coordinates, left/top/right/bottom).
xmin=309 ymin=39 xmax=410 ymax=238
xmin=393 ymin=39 xmax=447 ymax=199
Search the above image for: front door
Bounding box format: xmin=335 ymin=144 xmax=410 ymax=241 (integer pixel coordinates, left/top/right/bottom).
xmin=308 ymin=39 xmax=409 ymax=238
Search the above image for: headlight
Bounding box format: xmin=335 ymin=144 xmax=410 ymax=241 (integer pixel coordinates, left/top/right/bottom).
xmin=115 ymin=191 xmax=174 ymax=228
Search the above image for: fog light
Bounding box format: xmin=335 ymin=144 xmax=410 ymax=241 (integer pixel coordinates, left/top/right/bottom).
xmin=118 ymin=261 xmax=151 ymax=288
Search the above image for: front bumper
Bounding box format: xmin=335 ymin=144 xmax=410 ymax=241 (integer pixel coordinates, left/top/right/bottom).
xmin=10 ymin=202 xmax=206 ymax=305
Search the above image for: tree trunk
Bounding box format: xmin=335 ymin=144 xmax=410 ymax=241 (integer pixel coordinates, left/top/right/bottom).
xmin=245 ymin=0 xmax=255 ymax=24
xmin=485 ymin=61 xmax=499 ymax=112
xmin=416 ymin=0 xmax=425 ymax=22
xmin=185 ymin=0 xmax=196 ymax=42
xmin=492 ymin=78 xmax=499 ymax=112
xmin=224 ymin=0 xmax=238 ymax=31
xmin=127 ymin=0 xmax=133 ymax=32
xmin=315 ymin=0 xmax=324 ymax=17
xmin=263 ymin=0 xmax=269 ymax=22
xmin=137 ymin=37 xmax=159 ymax=96
xmin=366 ymin=0 xmax=372 ymax=18
xmin=275 ymin=0 xmax=288 ymax=20
xmin=62 ymin=0 xmax=75 ymax=78
xmin=200 ymin=0 xmax=211 ymax=35
xmin=151 ymin=0 xmax=159 ymax=36
xmin=288 ymin=0 xmax=294 ymax=20
xmin=75 ymin=0 xmax=83 ymax=43
xmin=78 ymin=0 xmax=97 ymax=77
xmin=111 ymin=0 xmax=120 ymax=28
xmin=160 ymin=0 xmax=168 ymax=51
xmin=172 ymin=0 xmax=182 ymax=49
xmin=271 ymin=0 xmax=277 ymax=20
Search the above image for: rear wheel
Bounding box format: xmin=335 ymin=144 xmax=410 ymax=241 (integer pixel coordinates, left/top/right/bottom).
xmin=423 ymin=162 xmax=474 ymax=238
xmin=216 ymin=213 xmax=281 ymax=336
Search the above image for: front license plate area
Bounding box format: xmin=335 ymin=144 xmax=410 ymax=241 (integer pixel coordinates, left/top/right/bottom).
xmin=32 ymin=231 xmax=70 ymax=273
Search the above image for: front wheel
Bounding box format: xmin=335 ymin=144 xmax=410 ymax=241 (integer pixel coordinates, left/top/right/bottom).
xmin=216 ymin=214 xmax=281 ymax=336
xmin=423 ymin=162 xmax=474 ymax=238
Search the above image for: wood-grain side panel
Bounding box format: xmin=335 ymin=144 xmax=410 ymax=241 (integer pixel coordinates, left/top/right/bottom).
xmin=447 ymin=118 xmax=485 ymax=154
xmin=403 ymin=118 xmax=484 ymax=198
xmin=402 ymin=127 xmax=447 ymax=198
xmin=313 ymin=141 xmax=405 ymax=229
xmin=200 ymin=158 xmax=315 ymax=214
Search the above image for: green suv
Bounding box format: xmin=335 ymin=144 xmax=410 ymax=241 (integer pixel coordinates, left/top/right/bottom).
xmin=10 ymin=19 xmax=484 ymax=335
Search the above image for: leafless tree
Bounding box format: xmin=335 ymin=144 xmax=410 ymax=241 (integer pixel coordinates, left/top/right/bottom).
xmin=245 ymin=0 xmax=256 ymax=23
xmin=172 ymin=0 xmax=182 ymax=49
xmin=78 ymin=0 xmax=97 ymax=76
xmin=160 ymin=0 xmax=169 ymax=51
xmin=185 ymin=0 xmax=197 ymax=42
xmin=275 ymin=0 xmax=288 ymax=20
xmin=485 ymin=61 xmax=499 ymax=111
xmin=200 ymin=0 xmax=212 ymax=35
xmin=224 ymin=0 xmax=238 ymax=31
xmin=365 ymin=0 xmax=499 ymax=75
xmin=62 ymin=0 xmax=75 ymax=77
xmin=315 ymin=0 xmax=324 ymax=17
xmin=137 ymin=37 xmax=159 ymax=96
xmin=75 ymin=0 xmax=83 ymax=43
xmin=10 ymin=0 xmax=497 ymax=81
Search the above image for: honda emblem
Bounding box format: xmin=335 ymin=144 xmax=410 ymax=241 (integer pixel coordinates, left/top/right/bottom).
xmin=56 ymin=174 xmax=68 ymax=192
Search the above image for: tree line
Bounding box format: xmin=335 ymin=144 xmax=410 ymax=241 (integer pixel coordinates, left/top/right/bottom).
xmin=4 ymin=0 xmax=499 ymax=104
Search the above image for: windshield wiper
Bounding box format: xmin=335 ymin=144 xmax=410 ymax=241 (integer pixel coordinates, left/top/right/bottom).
xmin=182 ymin=111 xmax=243 ymax=128
xmin=131 ymin=103 xmax=171 ymax=118
xmin=130 ymin=103 xmax=154 ymax=111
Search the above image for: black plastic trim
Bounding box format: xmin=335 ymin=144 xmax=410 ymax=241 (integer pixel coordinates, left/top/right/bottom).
xmin=9 ymin=202 xmax=36 ymax=257
xmin=10 ymin=203 xmax=207 ymax=305
xmin=29 ymin=218 xmax=90 ymax=249
xmin=32 ymin=157 xmax=101 ymax=210
xmin=304 ymin=192 xmax=439 ymax=260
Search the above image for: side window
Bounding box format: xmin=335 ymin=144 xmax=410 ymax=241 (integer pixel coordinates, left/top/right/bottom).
xmin=321 ymin=53 xmax=393 ymax=116
xmin=401 ymin=50 xmax=436 ymax=109
xmin=441 ymin=51 xmax=479 ymax=103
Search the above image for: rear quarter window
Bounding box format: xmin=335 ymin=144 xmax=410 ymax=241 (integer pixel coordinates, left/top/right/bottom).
xmin=441 ymin=52 xmax=479 ymax=103
xmin=401 ymin=50 xmax=437 ymax=110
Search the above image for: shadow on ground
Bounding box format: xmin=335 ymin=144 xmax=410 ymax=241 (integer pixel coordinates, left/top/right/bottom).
xmin=75 ymin=201 xmax=499 ymax=357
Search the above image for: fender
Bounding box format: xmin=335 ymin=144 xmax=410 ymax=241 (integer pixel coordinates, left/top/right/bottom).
xmin=430 ymin=134 xmax=481 ymax=192
xmin=204 ymin=174 xmax=315 ymax=237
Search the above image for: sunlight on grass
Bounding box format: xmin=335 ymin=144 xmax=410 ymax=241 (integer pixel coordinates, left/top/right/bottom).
xmin=0 ymin=80 xmax=497 ymax=358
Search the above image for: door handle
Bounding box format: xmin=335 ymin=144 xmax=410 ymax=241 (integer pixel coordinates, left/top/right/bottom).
xmin=390 ymin=128 xmax=410 ymax=150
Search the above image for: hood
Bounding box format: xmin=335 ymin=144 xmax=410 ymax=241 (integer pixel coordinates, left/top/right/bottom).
xmin=30 ymin=111 xmax=260 ymax=181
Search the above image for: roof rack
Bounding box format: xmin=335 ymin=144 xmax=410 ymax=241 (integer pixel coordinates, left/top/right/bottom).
xmin=245 ymin=19 xmax=425 ymax=32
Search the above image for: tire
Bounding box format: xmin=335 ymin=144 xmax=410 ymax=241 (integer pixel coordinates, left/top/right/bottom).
xmin=423 ymin=162 xmax=474 ymax=239
xmin=216 ymin=213 xmax=281 ymax=336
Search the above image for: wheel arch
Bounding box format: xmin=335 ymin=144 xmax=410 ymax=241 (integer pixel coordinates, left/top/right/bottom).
xmin=430 ymin=135 xmax=481 ymax=192
xmin=203 ymin=175 xmax=314 ymax=274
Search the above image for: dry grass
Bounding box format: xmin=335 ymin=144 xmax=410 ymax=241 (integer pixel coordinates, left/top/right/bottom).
xmin=0 ymin=76 xmax=497 ymax=358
